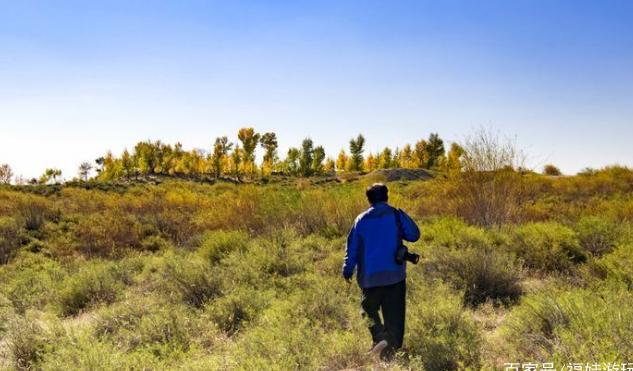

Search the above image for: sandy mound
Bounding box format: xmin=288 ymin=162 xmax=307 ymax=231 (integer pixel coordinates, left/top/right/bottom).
xmin=367 ymin=168 xmax=434 ymax=182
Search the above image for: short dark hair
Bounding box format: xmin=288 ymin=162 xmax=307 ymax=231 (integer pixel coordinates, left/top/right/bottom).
xmin=366 ymin=183 xmax=388 ymax=204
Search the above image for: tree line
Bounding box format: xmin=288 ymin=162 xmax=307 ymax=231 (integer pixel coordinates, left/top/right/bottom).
xmin=0 ymin=129 xmax=466 ymax=184
xmin=88 ymin=129 xmax=464 ymax=181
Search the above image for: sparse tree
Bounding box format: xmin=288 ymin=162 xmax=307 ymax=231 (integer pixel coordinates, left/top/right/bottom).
xmin=454 ymin=128 xmax=527 ymax=226
xmin=323 ymin=157 xmax=336 ymax=174
xmin=349 ymin=134 xmax=365 ymax=172
xmin=40 ymin=168 xmax=62 ymax=184
xmin=230 ymin=145 xmax=243 ymax=180
xmin=260 ymin=132 xmax=278 ymax=175
xmin=378 ymin=147 xmax=393 ymax=169
xmin=399 ymin=144 xmax=415 ymax=169
xmin=285 ymin=147 xmax=301 ymax=176
xmin=78 ymin=162 xmax=92 ymax=182
xmin=237 ymin=128 xmax=261 ymax=176
xmin=365 ymin=153 xmax=377 ymax=172
xmin=413 ymin=140 xmax=428 ymax=168
xmin=312 ymin=146 xmax=326 ymax=175
xmin=336 ymin=150 xmax=349 ymax=173
xmin=447 ymin=143 xmax=465 ymax=174
xmin=211 ymin=137 xmax=233 ymax=178
xmin=121 ymin=149 xmax=135 ymax=179
xmin=0 ymin=164 xmax=13 ymax=184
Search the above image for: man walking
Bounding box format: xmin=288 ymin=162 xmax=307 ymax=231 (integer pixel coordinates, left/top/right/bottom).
xmin=342 ymin=183 xmax=420 ymax=359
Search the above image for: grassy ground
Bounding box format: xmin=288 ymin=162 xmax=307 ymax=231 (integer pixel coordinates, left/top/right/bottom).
xmin=1 ymin=168 xmax=633 ymax=370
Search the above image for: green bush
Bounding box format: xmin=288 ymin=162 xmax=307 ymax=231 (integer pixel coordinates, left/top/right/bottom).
xmin=140 ymin=235 xmax=171 ymax=252
xmin=157 ymin=253 xmax=222 ymax=307
xmin=510 ymin=222 xmax=587 ymax=272
xmin=499 ymin=283 xmax=633 ymax=363
xmin=16 ymin=197 xmax=55 ymax=231
xmin=404 ymin=278 xmax=482 ymax=370
xmin=0 ymin=216 xmax=21 ymax=264
xmin=589 ymin=243 xmax=633 ymax=289
xmin=197 ymin=230 xmax=250 ymax=264
xmin=1 ymin=253 xmax=66 ymax=313
xmin=574 ymin=216 xmax=621 ymax=256
xmin=58 ymin=261 xmax=127 ymax=316
xmin=0 ymin=293 xmax=14 ymax=336
xmin=204 ymin=287 xmax=273 ymax=334
xmin=6 ymin=315 xmax=51 ymax=369
xmin=421 ymin=217 xmax=489 ymax=250
xmin=94 ymin=296 xmax=198 ymax=356
xmin=424 ymin=247 xmax=523 ymax=307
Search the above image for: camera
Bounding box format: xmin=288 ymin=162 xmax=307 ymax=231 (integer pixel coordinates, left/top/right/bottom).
xmin=395 ymin=245 xmax=420 ymax=265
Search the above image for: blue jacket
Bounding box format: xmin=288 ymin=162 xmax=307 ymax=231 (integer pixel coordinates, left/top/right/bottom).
xmin=343 ymin=202 xmax=421 ymax=288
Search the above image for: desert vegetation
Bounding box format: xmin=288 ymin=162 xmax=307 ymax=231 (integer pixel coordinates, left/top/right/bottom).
xmin=1 ymin=130 xmax=633 ymax=370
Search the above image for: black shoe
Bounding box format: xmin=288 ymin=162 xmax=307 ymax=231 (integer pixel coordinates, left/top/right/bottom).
xmin=367 ymin=339 xmax=389 ymax=357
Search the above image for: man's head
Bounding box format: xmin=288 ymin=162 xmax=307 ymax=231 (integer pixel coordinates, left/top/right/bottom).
xmin=366 ymin=183 xmax=388 ymax=205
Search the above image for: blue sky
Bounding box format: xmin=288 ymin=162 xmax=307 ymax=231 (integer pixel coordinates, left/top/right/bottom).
xmin=1 ymin=0 xmax=632 ymax=179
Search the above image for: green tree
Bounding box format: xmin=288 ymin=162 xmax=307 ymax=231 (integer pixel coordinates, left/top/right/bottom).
xmin=285 ymin=147 xmax=300 ymax=176
xmin=260 ymin=132 xmax=278 ymax=175
xmin=95 ymin=157 xmax=105 ymax=175
xmin=427 ymin=133 xmax=446 ymax=169
xmin=311 ymin=146 xmax=326 ymax=175
xmin=121 ymin=149 xmax=135 ymax=179
xmin=41 ymin=168 xmax=62 ymax=184
xmin=299 ymin=138 xmax=314 ymax=177
xmin=231 ymin=145 xmax=242 ymax=180
xmin=378 ymin=147 xmax=393 ymax=169
xmin=237 ymin=128 xmax=261 ymax=176
xmin=349 ymin=134 xmax=365 ymax=172
xmin=211 ymin=137 xmax=233 ymax=178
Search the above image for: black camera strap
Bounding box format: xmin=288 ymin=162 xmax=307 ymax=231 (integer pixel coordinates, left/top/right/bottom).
xmin=392 ymin=206 xmax=403 ymax=246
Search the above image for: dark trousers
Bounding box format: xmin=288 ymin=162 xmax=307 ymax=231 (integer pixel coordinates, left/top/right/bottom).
xmin=360 ymin=279 xmax=406 ymax=351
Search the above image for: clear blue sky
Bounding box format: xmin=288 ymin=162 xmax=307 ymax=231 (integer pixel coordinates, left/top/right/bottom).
xmin=1 ymin=0 xmax=632 ymax=179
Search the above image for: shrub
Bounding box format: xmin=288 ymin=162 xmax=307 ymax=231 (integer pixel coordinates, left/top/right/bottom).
xmin=499 ymin=284 xmax=633 ymax=363
xmin=574 ymin=216 xmax=621 ymax=256
xmin=424 ymin=247 xmax=523 ymax=307
xmin=589 ymin=243 xmax=633 ymax=289
xmin=197 ymin=230 xmax=250 ymax=264
xmin=204 ymin=287 xmax=273 ymax=334
xmin=0 ymin=293 xmax=14 ymax=336
xmin=16 ymin=197 xmax=55 ymax=231
xmin=1 ymin=253 xmax=66 ymax=313
xmin=158 ymin=253 xmax=222 ymax=307
xmin=37 ymin=333 xmax=162 ymax=371
xmin=0 ymin=216 xmax=21 ymax=264
xmin=94 ymin=296 xmax=196 ymax=355
xmin=404 ymin=278 xmax=482 ymax=370
xmin=6 ymin=315 xmax=50 ymax=369
xmin=543 ymin=164 xmax=562 ymax=176
xmin=140 ymin=235 xmax=171 ymax=252
xmin=510 ymin=222 xmax=587 ymax=272
xmin=421 ymin=217 xmax=489 ymax=250
xmin=73 ymin=211 xmax=143 ymax=257
xmin=58 ymin=261 xmax=127 ymax=316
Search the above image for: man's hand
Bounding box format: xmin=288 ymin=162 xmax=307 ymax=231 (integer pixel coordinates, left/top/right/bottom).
xmin=344 ymin=277 xmax=352 ymax=284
